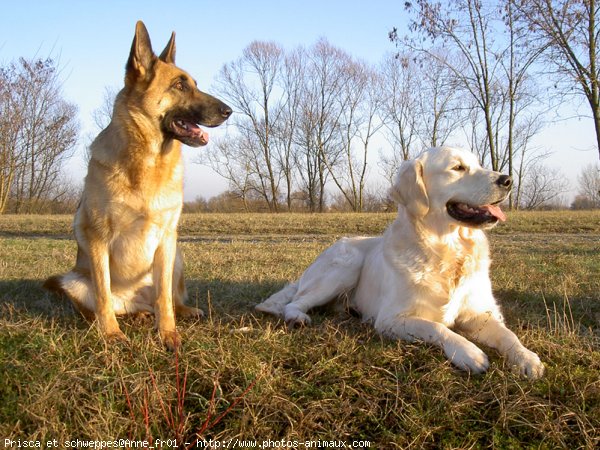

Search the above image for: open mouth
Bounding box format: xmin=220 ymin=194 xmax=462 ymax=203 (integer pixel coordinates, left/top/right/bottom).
xmin=446 ymin=201 xmax=506 ymax=226
xmin=171 ymin=118 xmax=209 ymax=147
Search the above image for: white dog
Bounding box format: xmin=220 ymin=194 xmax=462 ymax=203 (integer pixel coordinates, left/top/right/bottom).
xmin=256 ymin=147 xmax=544 ymax=379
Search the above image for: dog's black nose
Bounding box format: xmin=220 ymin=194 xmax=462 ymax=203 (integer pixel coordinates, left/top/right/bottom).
xmin=496 ymin=175 xmax=512 ymax=188
xmin=220 ymin=105 xmax=233 ymax=119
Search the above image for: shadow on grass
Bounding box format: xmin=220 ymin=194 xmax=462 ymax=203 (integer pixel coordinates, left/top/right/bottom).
xmin=5 ymin=278 xmax=596 ymax=339
xmin=496 ymin=288 xmax=600 ymax=334
xmin=0 ymin=277 xmax=380 ymax=345
xmin=0 ymin=277 xmax=290 ymax=325
xmin=0 ymin=278 xmax=80 ymax=321
xmin=0 ymin=231 xmax=72 ymax=240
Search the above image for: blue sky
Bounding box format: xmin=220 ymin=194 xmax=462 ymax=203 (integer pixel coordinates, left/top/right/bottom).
xmin=1 ymin=1 xmax=597 ymax=201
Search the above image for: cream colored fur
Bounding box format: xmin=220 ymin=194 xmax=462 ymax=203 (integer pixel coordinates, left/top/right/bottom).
xmin=256 ymin=146 xmax=544 ymax=379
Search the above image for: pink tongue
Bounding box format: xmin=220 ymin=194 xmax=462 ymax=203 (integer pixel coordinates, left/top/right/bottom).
xmin=482 ymin=204 xmax=506 ymax=222
xmin=197 ymin=128 xmax=209 ymax=143
xmin=188 ymin=122 xmax=209 ymax=143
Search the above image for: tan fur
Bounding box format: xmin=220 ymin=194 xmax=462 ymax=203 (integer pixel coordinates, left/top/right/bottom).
xmin=44 ymin=21 xmax=231 ymax=350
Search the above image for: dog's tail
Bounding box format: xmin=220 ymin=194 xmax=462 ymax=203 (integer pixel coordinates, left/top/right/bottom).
xmin=43 ymin=274 xmax=67 ymax=296
xmin=255 ymin=282 xmax=299 ymax=318
xmin=43 ymin=272 xmax=96 ymax=321
xmin=44 ymin=271 xmax=155 ymax=319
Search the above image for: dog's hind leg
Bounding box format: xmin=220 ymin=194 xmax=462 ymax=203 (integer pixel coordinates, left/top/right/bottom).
xmin=284 ymin=270 xmax=359 ymax=327
xmin=255 ymin=282 xmax=299 ymax=317
xmin=276 ymin=238 xmax=367 ymax=327
xmin=172 ymin=246 xmax=204 ymax=319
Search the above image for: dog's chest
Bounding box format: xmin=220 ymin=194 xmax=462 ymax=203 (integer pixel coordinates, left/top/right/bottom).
xmin=126 ymin=148 xmax=184 ymax=197
xmin=418 ymin=240 xmax=481 ymax=323
xmin=103 ymin=200 xmax=181 ymax=279
xmin=110 ymin=148 xmax=184 ymax=212
xmin=90 ymin=153 xmax=184 ymax=268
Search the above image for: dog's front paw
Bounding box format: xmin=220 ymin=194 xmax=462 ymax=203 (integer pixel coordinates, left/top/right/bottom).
xmin=445 ymin=341 xmax=489 ymax=374
xmin=176 ymin=304 xmax=204 ymax=319
xmin=99 ymin=317 xmax=129 ymax=346
xmin=509 ymin=347 xmax=545 ymax=380
xmin=106 ymin=329 xmax=130 ymax=346
xmin=159 ymin=329 xmax=181 ymax=352
xmin=284 ymin=304 xmax=312 ymax=328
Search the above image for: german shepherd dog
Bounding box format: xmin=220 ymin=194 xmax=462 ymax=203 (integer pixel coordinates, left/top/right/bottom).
xmin=44 ymin=21 xmax=231 ymax=350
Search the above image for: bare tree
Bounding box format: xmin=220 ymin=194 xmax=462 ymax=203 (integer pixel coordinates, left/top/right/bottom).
xmin=417 ymin=52 xmax=464 ymax=147
xmin=397 ymin=0 xmax=506 ymax=169
xmin=306 ymin=39 xmax=351 ymax=211
xmin=84 ymin=86 xmax=119 ymax=161
xmin=395 ymin=0 xmax=546 ymax=211
xmin=197 ymin=134 xmax=254 ymax=211
xmin=0 ymin=65 xmax=23 ymax=213
xmin=293 ymin=86 xmax=325 ymax=212
xmin=380 ymin=53 xmax=421 ymax=164
xmin=396 ymin=0 xmax=542 ymax=171
xmin=213 ymin=41 xmax=284 ymax=211
xmin=509 ymin=113 xmax=544 ymax=208
xmin=577 ymin=163 xmax=600 ymax=206
xmin=351 ymin=66 xmax=385 ymax=211
xmin=209 ymin=39 xmax=438 ymax=212
xmin=501 ymin=0 xmax=548 ymax=206
xmin=0 ymin=58 xmax=78 ymax=214
xmin=274 ymin=47 xmax=306 ymax=211
xmin=518 ymin=162 xmax=569 ymax=209
xmin=322 ymin=59 xmax=383 ymax=211
xmin=91 ymin=86 xmax=119 ymax=131
xmin=378 ymin=51 xmax=463 ymax=184
xmin=378 ymin=54 xmax=422 ymax=187
xmin=516 ymin=0 xmax=600 ymax=160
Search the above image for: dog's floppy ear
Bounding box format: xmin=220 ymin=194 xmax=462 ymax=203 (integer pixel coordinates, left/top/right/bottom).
xmin=126 ymin=21 xmax=156 ymax=84
xmin=159 ymin=32 xmax=176 ymax=64
xmin=391 ymin=159 xmax=429 ymax=217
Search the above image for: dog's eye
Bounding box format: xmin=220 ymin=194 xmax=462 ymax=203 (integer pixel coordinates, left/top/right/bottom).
xmin=452 ymin=164 xmax=466 ymax=172
xmin=174 ymin=80 xmax=186 ymax=91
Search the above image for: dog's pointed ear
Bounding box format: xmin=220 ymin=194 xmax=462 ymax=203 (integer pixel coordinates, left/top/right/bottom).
xmin=390 ymin=159 xmax=429 ymax=217
xmin=159 ymin=32 xmax=176 ymax=64
xmin=125 ymin=21 xmax=156 ymax=84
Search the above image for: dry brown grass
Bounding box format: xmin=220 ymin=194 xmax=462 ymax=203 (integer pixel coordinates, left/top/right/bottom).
xmin=2 ymin=209 xmax=599 ymax=238
xmin=0 ymin=211 xmax=599 ymax=448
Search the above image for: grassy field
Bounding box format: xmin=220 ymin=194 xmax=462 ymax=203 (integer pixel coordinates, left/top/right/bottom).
xmin=0 ymin=211 xmax=599 ymax=448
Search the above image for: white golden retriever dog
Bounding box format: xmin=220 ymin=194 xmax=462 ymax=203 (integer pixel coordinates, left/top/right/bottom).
xmin=256 ymin=146 xmax=544 ymax=379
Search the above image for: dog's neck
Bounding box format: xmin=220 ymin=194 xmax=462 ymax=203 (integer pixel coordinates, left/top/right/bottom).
xmin=392 ymin=205 xmax=487 ymax=249
xmin=93 ymin=109 xmax=181 ymax=157
xmin=88 ymin=114 xmax=183 ymax=193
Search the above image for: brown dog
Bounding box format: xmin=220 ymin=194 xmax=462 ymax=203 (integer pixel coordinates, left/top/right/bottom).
xmin=45 ymin=21 xmax=231 ymax=350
